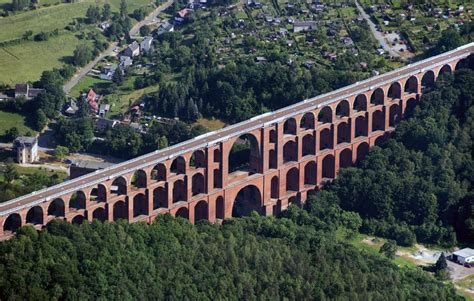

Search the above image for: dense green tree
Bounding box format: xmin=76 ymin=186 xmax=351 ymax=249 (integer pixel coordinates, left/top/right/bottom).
xmin=73 ymin=44 xmax=93 ymax=67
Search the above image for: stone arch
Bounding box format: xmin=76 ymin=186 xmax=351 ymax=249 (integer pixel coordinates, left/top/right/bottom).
xmin=356 ymin=142 xmax=369 ymax=162
xmin=283 ymin=140 xmax=298 ymax=163
xmin=339 ymin=148 xmax=353 ymax=169
xmin=133 ymin=193 xmax=148 ymax=217
xmin=194 ymin=200 xmax=209 ymax=222
xmin=421 ymin=70 xmax=435 ymax=90
xmin=322 ymin=154 xmax=335 ymax=179
xmin=318 ymin=106 xmax=332 ymax=124
xmin=192 ymin=173 xmax=205 ymax=196
xmin=284 ymin=118 xmax=297 ymax=135
xmin=111 ymin=176 xmax=127 ymax=196
xmin=300 ymin=112 xmax=315 ymax=130
xmin=388 ymin=82 xmax=402 ymax=99
xmin=170 ymin=156 xmax=186 ymax=174
xmin=455 ymin=55 xmax=474 ymax=70
xmin=302 ymin=134 xmax=315 ymax=156
xmin=354 ymin=94 xmax=367 ymax=111
xmin=405 ymin=97 xmax=418 ymax=117
xmin=232 ymin=185 xmax=263 ymax=217
xmin=215 ymin=196 xmax=225 ymax=220
xmin=337 ymin=122 xmax=350 ymax=144
xmin=90 ymin=184 xmax=107 ymax=202
xmin=176 ymin=207 xmax=189 ymax=220
xmin=69 ymin=191 xmax=87 ymax=210
xmin=269 ymin=129 xmax=277 ymax=143
xmin=304 ymin=161 xmax=317 ymax=185
xmin=439 ymin=64 xmax=452 ymax=76
xmin=151 ymin=163 xmax=167 ymax=181
xmin=271 ymin=176 xmax=279 ymax=199
xmin=153 ymin=186 xmax=168 ymax=210
xmin=370 ymin=88 xmax=384 ymax=105
xmin=228 ymin=133 xmax=261 ymax=174
xmin=113 ymin=201 xmax=128 ymax=221
xmin=48 ymin=198 xmax=65 ymax=217
xmin=336 ymin=100 xmax=350 ymax=117
xmin=389 ymin=104 xmax=401 ymax=127
xmin=375 ymin=135 xmax=386 ymax=146
xmin=3 ymin=214 xmax=22 ymax=232
xmin=26 ymin=206 xmax=43 ymax=225
xmin=404 ymin=76 xmax=418 ymax=93
xmin=190 ymin=150 xmax=206 ymax=169
xmin=131 ymin=169 xmax=147 ymax=188
xmin=71 ymin=215 xmax=85 ymax=225
xmin=269 ymin=149 xmax=277 ymax=169
xmin=319 ymin=128 xmax=333 ymax=150
xmin=173 ymin=179 xmax=186 ymax=203
xmin=286 ymin=167 xmax=299 ymax=192
xmin=355 ymin=115 xmax=368 ymax=137
xmin=92 ymin=207 xmax=107 ymax=222
xmin=372 ymin=110 xmax=385 ymax=131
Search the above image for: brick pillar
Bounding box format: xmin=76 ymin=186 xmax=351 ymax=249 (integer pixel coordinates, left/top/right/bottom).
xmin=107 ymin=203 xmax=113 ymax=221
xmin=221 ymin=141 xmax=230 ymax=189
xmin=146 ymin=188 xmax=153 ymax=215
xmin=334 ymin=149 xmax=341 ymax=176
xmin=262 ymin=127 xmax=271 ymax=173
xmin=167 ymin=182 xmax=173 ymax=208
xmin=316 ymin=155 xmax=323 ymax=184
xmin=332 ymin=124 xmax=337 ymax=149
xmin=383 ymin=105 xmax=390 ymax=129
xmin=186 ymin=175 xmax=193 ymax=201
xmin=296 ymin=136 xmax=302 ymax=161
xmin=127 ymin=196 xmax=132 ymax=221
xmin=208 ymin=197 xmax=216 ymax=223
xmin=276 ymin=123 xmax=284 ymax=166
xmin=315 ymin=128 xmax=321 ymax=153
xmin=0 ymin=216 xmax=4 ymax=237
xmin=189 ymin=204 xmax=195 ymax=224
xmin=367 ymin=111 xmax=373 ymax=133
xmin=206 ymin=147 xmax=215 ymax=193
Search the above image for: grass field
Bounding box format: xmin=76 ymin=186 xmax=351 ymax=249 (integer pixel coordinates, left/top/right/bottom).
xmin=0 ymin=110 xmax=36 ymax=136
xmin=196 ymin=118 xmax=226 ymax=130
xmin=69 ymin=75 xmax=110 ymax=98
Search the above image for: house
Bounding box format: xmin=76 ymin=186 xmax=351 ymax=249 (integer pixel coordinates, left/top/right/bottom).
xmin=63 ymin=99 xmax=78 ymax=116
xmin=156 ymin=21 xmax=174 ymax=35
xmin=13 ymin=136 xmax=38 ymax=164
xmin=95 ymin=117 xmax=119 ymax=133
xmin=376 ymin=48 xmax=385 ymax=55
xmin=99 ymin=21 xmax=110 ymax=30
xmin=175 ymin=8 xmax=190 ymax=23
xmin=452 ymin=248 xmax=474 ymax=264
xmin=69 ymin=160 xmax=115 ymax=179
xmin=304 ymin=60 xmax=315 ymax=69
xmin=293 ymin=21 xmax=316 ymax=33
xmin=100 ymin=64 xmax=118 ymax=80
xmin=140 ymin=36 xmax=154 ymax=53
xmin=122 ymin=41 xmax=140 ymax=58
xmin=341 ymin=37 xmax=354 ymax=45
xmin=99 ymin=104 xmax=110 ymax=117
xmin=84 ymin=89 xmax=100 ymax=115
xmin=119 ymin=56 xmax=133 ymax=70
xmin=255 ymin=56 xmax=267 ymax=64
xmin=14 ymin=84 xmax=44 ymax=99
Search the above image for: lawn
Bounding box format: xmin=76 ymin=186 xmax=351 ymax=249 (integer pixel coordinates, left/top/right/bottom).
xmin=0 ymin=110 xmax=36 ymax=136
xmin=69 ymin=75 xmax=111 ymax=98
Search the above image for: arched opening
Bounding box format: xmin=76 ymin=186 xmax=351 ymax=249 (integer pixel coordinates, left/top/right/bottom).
xmin=90 ymin=184 xmax=107 ymax=202
xmin=215 ymin=196 xmax=225 ymax=220
xmin=388 ymin=82 xmax=401 ymax=99
xmin=284 ymin=118 xmax=297 ymax=135
xmin=213 ymin=149 xmax=221 ymax=163
xmin=304 ymin=161 xmax=317 ymax=185
xmin=339 ymin=149 xmax=353 ymax=169
xmin=228 ymin=134 xmax=261 ymax=174
xmin=192 ymin=173 xmax=205 ymax=196
xmin=283 ymin=140 xmax=298 ymax=163
xmin=288 ymin=196 xmax=301 ymax=207
xmin=153 ymin=187 xmax=168 ymax=210
xmin=455 ymin=55 xmax=474 ymax=70
xmin=302 ymin=134 xmax=315 ymax=156
xmin=48 ymin=198 xmax=65 ymax=217
xmin=213 ymin=168 xmax=222 ymax=188
xmin=405 ymin=98 xmax=418 ymax=117
xmin=170 ymin=156 xmax=186 ymax=174
xmin=421 ymin=70 xmax=435 ymax=90
xmin=286 ymin=167 xmax=299 ymax=192
xmin=111 ymin=177 xmax=127 ymax=195
xmin=319 ymin=128 xmax=333 ymax=150
xmin=404 ymin=76 xmax=418 ymax=94
xmin=26 ymin=206 xmax=43 ymax=225
xmin=355 ymin=115 xmax=368 ymax=137
xmin=176 ymin=207 xmax=189 ymax=220
xmin=232 ymin=185 xmax=262 ymax=217
xmin=273 ymin=200 xmax=282 ymax=216
xmin=151 ymin=163 xmax=167 ymax=182
xmin=354 ymin=94 xmax=367 ymax=111
xmin=356 ymin=143 xmax=369 ymax=162
xmin=71 ymin=215 xmax=85 ymax=225
xmin=372 ymin=110 xmax=385 ymax=132
xmin=190 ymin=150 xmax=206 ymax=169
xmin=322 ymin=155 xmax=335 ymax=179
xmin=439 ymin=64 xmax=452 ymax=76
xmin=375 ymin=136 xmax=386 ymax=146
xmin=133 ymin=193 xmax=148 ymax=217
xmin=318 ymin=106 xmax=332 ymax=124
xmin=336 ymin=100 xmax=350 ymax=117
xmin=271 ymin=176 xmax=279 ymax=199
xmin=3 ymin=214 xmax=21 ymax=232
xmin=173 ymin=179 xmax=186 ymax=203
xmin=92 ymin=208 xmax=107 ymax=222
xmin=389 ymin=104 xmax=401 ymax=127
xmin=269 ymin=129 xmax=277 ymax=143
xmin=194 ymin=201 xmax=208 ymax=222
xmin=300 ymin=113 xmax=315 ymax=130
xmin=113 ymin=201 xmax=128 ymax=221
xmin=131 ymin=170 xmax=147 ymax=189
xmin=370 ymin=88 xmax=384 ymax=105
xmin=69 ymin=191 xmax=87 ymax=210
xmin=337 ymin=122 xmax=350 ymax=144
xmin=269 ymin=149 xmax=277 ymax=169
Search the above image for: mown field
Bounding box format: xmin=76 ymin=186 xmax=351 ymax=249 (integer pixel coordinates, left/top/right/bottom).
xmin=0 ymin=110 xmax=36 ymax=136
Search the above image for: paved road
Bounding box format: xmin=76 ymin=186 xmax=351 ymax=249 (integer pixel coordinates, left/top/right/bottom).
xmin=63 ymin=0 xmax=174 ymax=93
xmin=3 ymin=43 xmax=473 ymax=216
xmin=354 ymin=0 xmax=401 ymax=58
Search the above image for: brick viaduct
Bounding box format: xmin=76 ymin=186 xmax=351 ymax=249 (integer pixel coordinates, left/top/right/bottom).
xmin=0 ymin=43 xmax=473 ymax=239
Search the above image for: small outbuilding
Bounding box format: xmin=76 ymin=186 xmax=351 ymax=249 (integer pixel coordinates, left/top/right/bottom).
xmin=452 ymin=248 xmax=474 ymax=264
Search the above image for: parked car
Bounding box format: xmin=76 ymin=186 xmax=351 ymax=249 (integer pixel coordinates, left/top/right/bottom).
xmin=464 ymin=262 xmax=471 ymax=268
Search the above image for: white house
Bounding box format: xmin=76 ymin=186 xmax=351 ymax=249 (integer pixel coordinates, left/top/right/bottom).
xmin=14 ymin=136 xmax=39 ymax=164
xmin=452 ymin=248 xmax=474 ymax=264
xmin=140 ymin=36 xmax=154 ymax=53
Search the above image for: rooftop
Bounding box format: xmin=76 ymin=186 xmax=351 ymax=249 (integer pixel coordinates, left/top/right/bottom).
xmin=453 ymin=248 xmax=474 ymax=258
